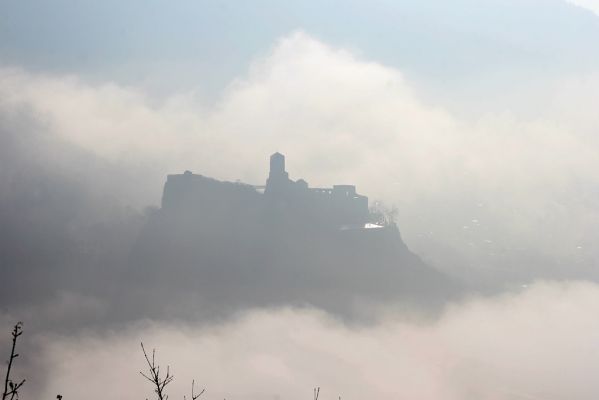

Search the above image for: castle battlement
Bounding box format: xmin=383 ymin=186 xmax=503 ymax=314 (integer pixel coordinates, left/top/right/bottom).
xmin=161 ymin=153 xmax=371 ymax=227
xmin=264 ymin=153 xmax=369 ymax=226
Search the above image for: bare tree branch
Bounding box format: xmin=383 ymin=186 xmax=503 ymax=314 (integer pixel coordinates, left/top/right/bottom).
xmin=140 ymin=342 xmax=174 ymax=400
xmin=2 ymin=323 xmax=25 ymax=400
xmin=184 ymin=380 xmax=205 ymax=400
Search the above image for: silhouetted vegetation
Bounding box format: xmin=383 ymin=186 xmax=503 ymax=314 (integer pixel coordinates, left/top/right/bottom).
xmin=2 ymin=323 xmax=25 ymax=400
xmin=3 ymin=324 xmax=334 ymax=400
xmin=1 ymin=323 xmax=63 ymax=400
xmin=140 ymin=343 xmax=205 ymax=400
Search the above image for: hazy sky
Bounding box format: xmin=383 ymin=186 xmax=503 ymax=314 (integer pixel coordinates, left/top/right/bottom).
xmin=2 ymin=1 xmax=599 ymax=398
xmin=1 ymin=0 xmax=599 ymax=96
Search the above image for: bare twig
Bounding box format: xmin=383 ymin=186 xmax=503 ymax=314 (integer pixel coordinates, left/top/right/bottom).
xmin=140 ymin=342 xmax=206 ymax=400
xmin=140 ymin=343 xmax=174 ymax=400
xmin=2 ymin=323 xmax=25 ymax=400
xmin=184 ymin=380 xmax=205 ymax=400
xmin=313 ymin=387 xmax=320 ymax=400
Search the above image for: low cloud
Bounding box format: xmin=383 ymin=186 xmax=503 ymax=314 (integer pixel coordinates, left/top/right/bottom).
xmin=565 ymin=0 xmax=599 ymax=15
xmin=5 ymin=281 xmax=594 ymax=400
xmin=1 ymin=32 xmax=598 ymax=285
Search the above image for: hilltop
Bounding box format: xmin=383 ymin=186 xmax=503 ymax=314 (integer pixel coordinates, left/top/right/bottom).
xmin=130 ymin=153 xmax=459 ymax=317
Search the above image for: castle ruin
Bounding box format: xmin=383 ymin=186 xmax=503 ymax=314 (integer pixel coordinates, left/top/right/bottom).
xmin=162 ymin=152 xmax=372 ymax=228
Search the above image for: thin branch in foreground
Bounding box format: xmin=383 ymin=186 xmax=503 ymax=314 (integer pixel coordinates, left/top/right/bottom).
xmin=141 ymin=343 xmax=206 ymax=400
xmin=140 ymin=342 xmax=174 ymax=400
xmin=184 ymin=380 xmax=205 ymax=400
xmin=2 ymin=322 xmax=25 ymax=400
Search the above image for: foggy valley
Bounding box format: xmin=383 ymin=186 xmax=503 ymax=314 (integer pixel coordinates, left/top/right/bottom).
xmin=2 ymin=0 xmax=599 ymax=399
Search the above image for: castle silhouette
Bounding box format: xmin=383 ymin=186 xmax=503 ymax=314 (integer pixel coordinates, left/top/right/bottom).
xmin=265 ymin=152 xmax=370 ymax=226
xmin=134 ymin=152 xmax=457 ymax=315
xmin=162 ymin=152 xmax=375 ymax=228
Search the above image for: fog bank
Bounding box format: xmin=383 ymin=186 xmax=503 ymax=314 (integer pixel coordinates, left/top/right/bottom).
xmin=3 ymin=281 xmax=596 ymax=400
xmin=2 ymin=32 xmax=599 ymax=287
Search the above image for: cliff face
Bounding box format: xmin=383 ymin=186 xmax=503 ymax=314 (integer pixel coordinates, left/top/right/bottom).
xmin=130 ymin=167 xmax=459 ymax=316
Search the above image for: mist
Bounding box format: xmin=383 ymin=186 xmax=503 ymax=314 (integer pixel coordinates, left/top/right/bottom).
xmin=2 ymin=32 xmax=599 ymax=288
xmin=1 ymin=281 xmax=595 ymax=400
xmin=2 ymin=1 xmax=599 ymax=399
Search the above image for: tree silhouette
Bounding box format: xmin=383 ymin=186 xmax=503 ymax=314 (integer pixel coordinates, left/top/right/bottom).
xmin=140 ymin=343 xmax=205 ymax=400
xmin=2 ymin=323 xmax=25 ymax=400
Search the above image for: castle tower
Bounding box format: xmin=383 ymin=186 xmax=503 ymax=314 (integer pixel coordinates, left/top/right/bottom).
xmin=266 ymin=152 xmax=290 ymax=195
xmin=269 ymin=152 xmax=286 ymax=178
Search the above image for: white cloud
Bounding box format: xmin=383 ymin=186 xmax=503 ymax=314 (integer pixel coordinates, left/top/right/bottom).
xmin=18 ymin=281 xmax=599 ymax=400
xmin=566 ymin=0 xmax=599 ymax=15
xmin=1 ymin=32 xmax=599 ymax=283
